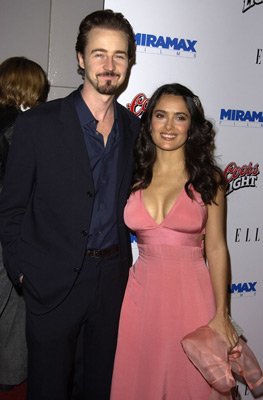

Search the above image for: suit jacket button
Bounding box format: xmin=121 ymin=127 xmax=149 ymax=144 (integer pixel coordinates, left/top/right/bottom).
xmin=81 ymin=230 xmax=88 ymax=236
xmin=87 ymin=191 xmax=93 ymax=198
xmin=74 ymin=267 xmax=80 ymax=274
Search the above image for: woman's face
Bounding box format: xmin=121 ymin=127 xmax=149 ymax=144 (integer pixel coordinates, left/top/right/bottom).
xmin=150 ymin=94 xmax=191 ymax=153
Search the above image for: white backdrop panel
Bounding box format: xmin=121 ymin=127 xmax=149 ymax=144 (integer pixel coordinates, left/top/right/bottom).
xmin=105 ymin=1 xmax=263 ymax=398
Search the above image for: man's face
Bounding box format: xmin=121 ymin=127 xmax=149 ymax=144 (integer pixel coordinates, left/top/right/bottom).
xmin=78 ymin=28 xmax=129 ymax=95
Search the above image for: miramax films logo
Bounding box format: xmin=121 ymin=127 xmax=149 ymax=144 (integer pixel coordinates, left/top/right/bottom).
xmin=134 ymin=32 xmax=197 ymax=58
xmin=224 ymin=162 xmax=260 ymax=196
xmin=219 ymin=108 xmax=263 ymax=128
xmin=228 ymin=281 xmax=257 ymax=298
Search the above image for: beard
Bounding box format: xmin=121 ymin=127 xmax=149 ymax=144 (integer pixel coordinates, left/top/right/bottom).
xmin=96 ymin=79 xmax=118 ymax=95
xmin=86 ymin=71 xmax=121 ymax=95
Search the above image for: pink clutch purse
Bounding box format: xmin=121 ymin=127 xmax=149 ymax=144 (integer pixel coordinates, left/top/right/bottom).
xmin=181 ymin=325 xmax=263 ymax=396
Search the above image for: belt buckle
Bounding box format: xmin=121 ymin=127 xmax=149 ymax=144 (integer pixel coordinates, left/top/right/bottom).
xmin=94 ymin=249 xmax=102 ymax=258
xmin=86 ymin=246 xmax=118 ymax=258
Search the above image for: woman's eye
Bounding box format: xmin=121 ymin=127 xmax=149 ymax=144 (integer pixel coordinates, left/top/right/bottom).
xmin=155 ymin=113 xmax=164 ymax=118
xmin=176 ymin=114 xmax=189 ymax=121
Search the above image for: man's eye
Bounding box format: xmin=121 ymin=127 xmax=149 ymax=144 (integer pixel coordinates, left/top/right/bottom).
xmin=115 ymin=54 xmax=125 ymax=60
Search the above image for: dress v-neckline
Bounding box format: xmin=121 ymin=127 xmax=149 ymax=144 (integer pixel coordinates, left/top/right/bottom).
xmin=140 ymin=187 xmax=185 ymax=227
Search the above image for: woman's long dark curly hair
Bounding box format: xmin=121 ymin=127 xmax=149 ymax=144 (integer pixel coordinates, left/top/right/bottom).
xmin=131 ymin=83 xmax=225 ymax=205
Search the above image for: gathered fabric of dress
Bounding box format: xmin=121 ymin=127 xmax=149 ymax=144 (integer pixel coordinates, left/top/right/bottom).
xmin=0 ymin=106 xmax=27 ymax=386
xmin=110 ymin=187 xmax=218 ymax=400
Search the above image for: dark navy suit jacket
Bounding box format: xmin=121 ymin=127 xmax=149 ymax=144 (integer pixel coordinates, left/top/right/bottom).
xmin=0 ymin=90 xmax=140 ymax=314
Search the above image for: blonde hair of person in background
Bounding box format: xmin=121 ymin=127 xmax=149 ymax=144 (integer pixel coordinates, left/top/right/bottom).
xmin=0 ymin=56 xmax=49 ymax=110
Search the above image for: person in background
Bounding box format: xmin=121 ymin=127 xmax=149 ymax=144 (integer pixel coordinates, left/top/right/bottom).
xmin=110 ymin=83 xmax=238 ymax=400
xmin=0 ymin=56 xmax=49 ymax=392
xmin=0 ymin=10 xmax=140 ymax=400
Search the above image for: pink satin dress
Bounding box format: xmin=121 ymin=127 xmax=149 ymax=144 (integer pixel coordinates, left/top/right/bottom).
xmin=110 ymin=187 xmax=216 ymax=400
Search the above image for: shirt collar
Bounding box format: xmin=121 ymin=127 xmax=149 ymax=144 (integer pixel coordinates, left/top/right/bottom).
xmin=74 ymin=85 xmax=119 ymax=128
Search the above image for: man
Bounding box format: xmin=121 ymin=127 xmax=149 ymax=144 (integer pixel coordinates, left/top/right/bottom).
xmin=0 ymin=10 xmax=140 ymax=400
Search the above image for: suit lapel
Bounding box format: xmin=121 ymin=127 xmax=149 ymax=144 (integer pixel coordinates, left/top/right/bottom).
xmin=59 ymin=93 xmax=93 ymax=181
xmin=116 ymin=104 xmax=134 ymax=190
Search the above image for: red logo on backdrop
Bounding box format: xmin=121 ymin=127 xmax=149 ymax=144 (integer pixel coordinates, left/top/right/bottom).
xmin=224 ymin=162 xmax=260 ymax=196
xmin=127 ymin=93 xmax=149 ymax=117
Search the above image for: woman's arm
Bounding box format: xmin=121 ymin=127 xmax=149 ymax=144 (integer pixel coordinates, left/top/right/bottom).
xmin=205 ymin=186 xmax=238 ymax=351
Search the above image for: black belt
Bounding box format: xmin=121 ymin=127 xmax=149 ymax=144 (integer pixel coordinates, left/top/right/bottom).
xmin=85 ymin=244 xmax=118 ymax=258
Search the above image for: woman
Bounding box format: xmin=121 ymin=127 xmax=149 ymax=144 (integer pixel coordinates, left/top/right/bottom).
xmin=110 ymin=83 xmax=238 ymax=399
xmin=0 ymin=56 xmax=48 ymax=391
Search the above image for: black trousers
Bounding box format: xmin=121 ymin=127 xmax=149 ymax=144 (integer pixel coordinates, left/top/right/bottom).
xmin=25 ymin=253 xmax=124 ymax=400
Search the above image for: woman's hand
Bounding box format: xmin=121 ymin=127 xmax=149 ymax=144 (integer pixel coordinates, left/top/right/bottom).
xmin=207 ymin=313 xmax=239 ymax=352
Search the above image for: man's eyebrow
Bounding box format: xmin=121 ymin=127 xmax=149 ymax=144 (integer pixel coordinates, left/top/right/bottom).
xmin=90 ymin=48 xmax=107 ymax=54
xmin=90 ymin=49 xmax=127 ymax=55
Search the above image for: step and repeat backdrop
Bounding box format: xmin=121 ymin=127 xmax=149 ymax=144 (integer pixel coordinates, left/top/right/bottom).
xmin=105 ymin=0 xmax=263 ymax=398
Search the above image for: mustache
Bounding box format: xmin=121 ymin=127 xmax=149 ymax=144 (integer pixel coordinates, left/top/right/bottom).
xmin=97 ymin=72 xmax=120 ymax=77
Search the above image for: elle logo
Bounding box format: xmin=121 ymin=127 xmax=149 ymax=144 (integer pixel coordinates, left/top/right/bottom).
xmin=235 ymin=228 xmax=261 ymax=242
xmin=256 ymin=48 xmax=262 ymax=64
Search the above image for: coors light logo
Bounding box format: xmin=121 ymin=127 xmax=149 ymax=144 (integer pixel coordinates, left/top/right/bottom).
xmin=127 ymin=93 xmax=149 ymax=117
xmin=224 ymin=162 xmax=260 ymax=196
xmin=242 ymin=0 xmax=263 ymax=13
